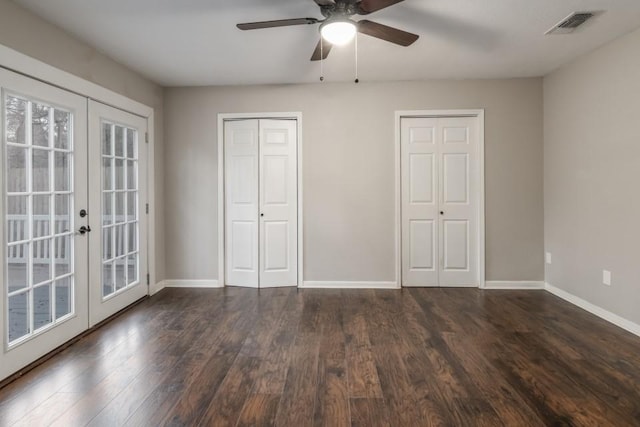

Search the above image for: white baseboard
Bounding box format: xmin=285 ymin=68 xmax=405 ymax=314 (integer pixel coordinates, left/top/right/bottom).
xmin=301 ymin=281 xmax=399 ymax=289
xmin=484 ymin=281 xmax=545 ymax=290
xmin=149 ymin=281 xmax=165 ymax=296
xmin=162 ymin=280 xmax=222 ymax=289
xmin=545 ymin=282 xmax=640 ymax=338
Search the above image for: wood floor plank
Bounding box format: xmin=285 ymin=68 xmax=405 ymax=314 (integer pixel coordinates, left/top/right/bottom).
xmin=492 ymin=334 xmax=618 ymax=426
xmin=441 ymin=332 xmax=546 ymax=426
xmin=126 ymin=290 xmax=256 ymax=426
xmin=368 ymin=291 xmax=454 ymax=426
xmin=313 ymin=292 xmax=349 ymax=427
xmin=1 ymin=287 xmax=639 ymax=426
xmin=195 ymin=355 xmax=261 ymax=426
xmin=497 ymin=325 xmax=640 ymax=424
xmin=397 ymin=292 xmax=507 ymax=426
xmin=10 ymin=392 xmax=82 ymax=427
xmin=85 ymin=356 xmax=180 ymax=427
xmin=343 ymin=291 xmax=385 ymax=400
xmin=370 ymin=343 xmax=433 ymax=426
xmin=344 ymin=313 xmax=383 ymax=399
xmin=239 ymin=288 xmax=291 ymax=358
xmin=252 ymin=291 xmax=303 ymax=395
xmin=48 ymin=351 xmax=148 ymax=427
xmin=0 ymin=355 xmax=97 ymax=426
xmin=273 ymin=335 xmax=321 ymax=427
xmin=349 ymin=398 xmax=391 ymax=427
xmin=236 ymin=394 xmax=281 ymax=427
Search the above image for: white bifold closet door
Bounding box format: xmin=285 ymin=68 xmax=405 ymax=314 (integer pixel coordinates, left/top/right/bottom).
xmin=224 ymin=119 xmax=297 ymax=288
xmin=401 ymin=116 xmax=479 ymax=287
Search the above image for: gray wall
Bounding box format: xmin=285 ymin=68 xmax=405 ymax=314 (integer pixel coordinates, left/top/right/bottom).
xmin=0 ymin=0 xmax=166 ymax=281
xmin=544 ymin=27 xmax=640 ymax=325
xmin=164 ymin=79 xmax=544 ymax=282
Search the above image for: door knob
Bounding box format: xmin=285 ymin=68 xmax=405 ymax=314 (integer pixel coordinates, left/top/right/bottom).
xmin=260 ymin=213 xmax=264 ymax=217
xmin=440 ymin=211 xmax=444 ymax=215
xmin=78 ymin=225 xmax=92 ymax=235
xmin=79 ymin=209 xmax=87 ymax=218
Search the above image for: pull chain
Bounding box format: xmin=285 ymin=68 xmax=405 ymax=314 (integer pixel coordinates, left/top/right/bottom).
xmin=320 ymin=39 xmax=325 ymax=82
xmin=354 ymin=32 xmax=359 ymax=84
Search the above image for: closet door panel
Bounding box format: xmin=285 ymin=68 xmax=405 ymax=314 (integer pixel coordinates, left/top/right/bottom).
xmin=438 ymin=117 xmax=478 ymax=287
xmin=258 ymin=119 xmax=297 ymax=288
xmin=401 ymin=118 xmax=439 ymax=286
xmin=225 ymin=120 xmax=259 ymax=288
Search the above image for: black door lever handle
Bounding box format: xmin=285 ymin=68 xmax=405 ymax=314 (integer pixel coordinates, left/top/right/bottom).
xmin=79 ymin=225 xmax=92 ymax=235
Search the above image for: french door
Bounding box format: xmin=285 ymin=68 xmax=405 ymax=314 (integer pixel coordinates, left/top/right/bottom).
xmin=0 ymin=69 xmax=88 ymax=379
xmin=88 ymin=101 xmax=147 ymax=326
xmin=0 ymin=71 xmax=149 ymax=380
xmin=401 ymin=116 xmax=480 ymax=287
xmin=224 ymin=119 xmax=298 ymax=288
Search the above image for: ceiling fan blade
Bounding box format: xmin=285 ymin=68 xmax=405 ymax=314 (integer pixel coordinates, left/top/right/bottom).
xmin=313 ymin=0 xmax=335 ymax=5
xmin=356 ymin=0 xmax=405 ymax=14
xmin=357 ymin=20 xmax=418 ymax=46
xmin=237 ymin=18 xmax=319 ymax=31
xmin=311 ymin=39 xmax=333 ymax=61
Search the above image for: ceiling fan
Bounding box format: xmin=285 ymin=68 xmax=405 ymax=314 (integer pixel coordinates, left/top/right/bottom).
xmin=237 ymin=0 xmax=419 ymax=61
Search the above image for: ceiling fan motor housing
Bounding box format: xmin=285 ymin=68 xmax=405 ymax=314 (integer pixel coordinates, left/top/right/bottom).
xmin=319 ymin=0 xmax=360 ymax=19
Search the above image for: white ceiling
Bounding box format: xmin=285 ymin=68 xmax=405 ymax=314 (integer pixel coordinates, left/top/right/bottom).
xmin=11 ymin=0 xmax=640 ymax=86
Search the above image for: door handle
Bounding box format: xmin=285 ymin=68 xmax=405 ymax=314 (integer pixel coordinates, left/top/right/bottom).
xmin=440 ymin=211 xmax=444 ymax=215
xmin=78 ymin=225 xmax=92 ymax=235
xmin=260 ymin=213 xmax=264 ymax=217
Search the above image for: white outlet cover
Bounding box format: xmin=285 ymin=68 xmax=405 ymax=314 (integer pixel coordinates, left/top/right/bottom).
xmin=603 ymin=270 xmax=612 ymax=286
xmin=545 ymin=252 xmax=552 ymax=264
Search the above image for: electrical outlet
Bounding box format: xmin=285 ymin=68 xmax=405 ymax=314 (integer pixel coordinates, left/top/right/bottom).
xmin=603 ymin=270 xmax=612 ymax=286
xmin=545 ymin=252 xmax=552 ymax=264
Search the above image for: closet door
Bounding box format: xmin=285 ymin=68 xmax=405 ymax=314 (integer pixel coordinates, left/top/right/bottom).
xmin=438 ymin=117 xmax=478 ymax=287
xmin=401 ymin=116 xmax=479 ymax=287
xmin=0 ymin=69 xmax=89 ymax=380
xmin=88 ymin=101 xmax=148 ymax=326
xmin=225 ymin=120 xmax=260 ymax=288
xmin=401 ymin=118 xmax=439 ymax=286
xmin=259 ymin=120 xmax=297 ymax=287
xmin=224 ymin=119 xmax=297 ymax=288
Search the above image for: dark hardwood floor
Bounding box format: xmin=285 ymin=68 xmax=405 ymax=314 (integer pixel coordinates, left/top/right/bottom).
xmin=1 ymin=287 xmax=639 ymax=426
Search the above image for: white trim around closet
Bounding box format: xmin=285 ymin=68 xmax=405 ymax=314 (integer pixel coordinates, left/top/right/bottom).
xmin=217 ymin=112 xmax=304 ymax=288
xmin=394 ymin=109 xmax=486 ymax=289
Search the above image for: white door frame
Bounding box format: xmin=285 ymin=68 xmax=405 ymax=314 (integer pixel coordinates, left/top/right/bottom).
xmin=217 ymin=112 xmax=303 ymax=287
xmin=395 ymin=110 xmax=486 ymax=288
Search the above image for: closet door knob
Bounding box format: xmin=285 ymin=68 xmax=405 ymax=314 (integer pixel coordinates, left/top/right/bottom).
xmin=440 ymin=211 xmax=444 ymax=215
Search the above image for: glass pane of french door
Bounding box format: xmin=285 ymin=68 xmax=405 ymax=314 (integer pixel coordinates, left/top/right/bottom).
xmin=1 ymin=69 xmax=88 ymax=381
xmin=88 ymin=101 xmax=147 ymax=327
xmin=101 ymin=122 xmax=139 ymax=298
xmin=6 ymin=97 xmax=74 ymax=342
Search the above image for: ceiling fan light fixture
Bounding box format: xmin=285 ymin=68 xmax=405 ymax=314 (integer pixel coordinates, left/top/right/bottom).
xmin=320 ymin=20 xmax=357 ymax=46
